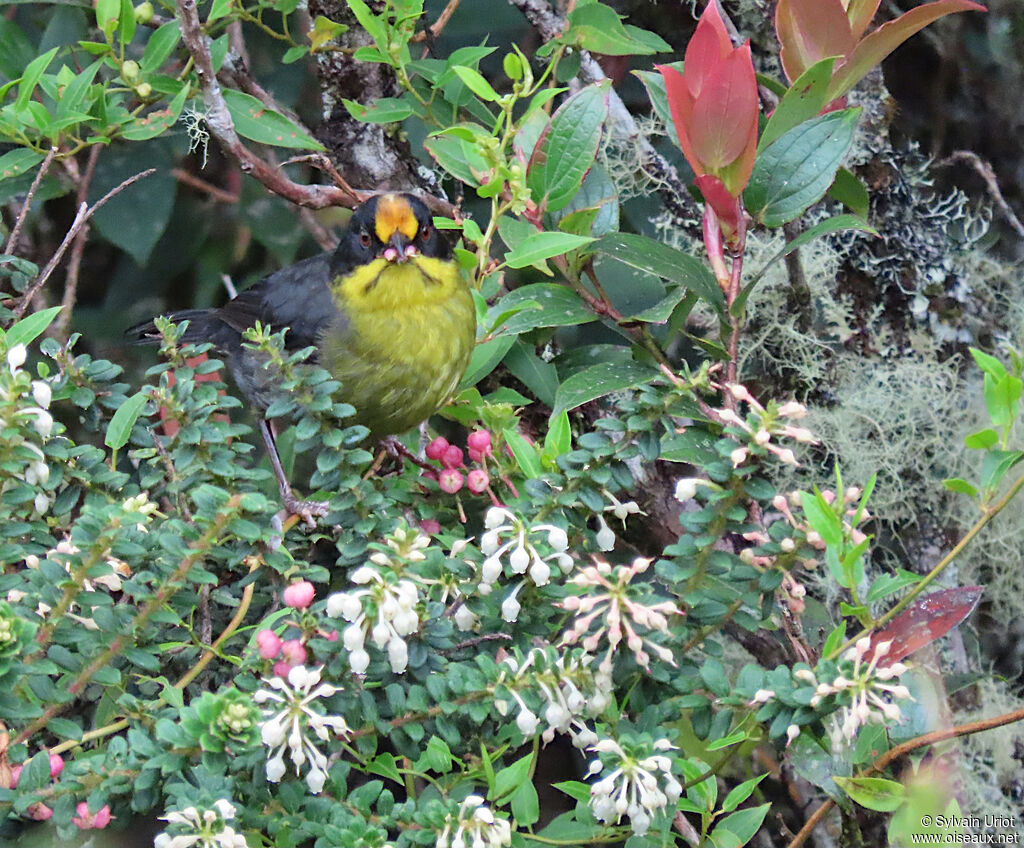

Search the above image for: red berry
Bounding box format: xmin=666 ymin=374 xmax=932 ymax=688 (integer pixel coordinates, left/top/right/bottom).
xmin=467 ymin=468 xmax=490 ymax=493
xmin=420 ymin=518 xmax=441 ymax=534
xmin=438 ymin=469 xmax=464 ymax=494
xmin=441 ymin=445 xmax=464 ymax=469
xmin=467 ymin=429 xmax=492 ymax=455
xmin=425 ymin=437 xmax=449 ymax=461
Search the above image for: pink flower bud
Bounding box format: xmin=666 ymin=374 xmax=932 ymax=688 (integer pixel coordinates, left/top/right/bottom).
xmin=466 ymin=429 xmax=492 ymax=455
xmin=425 ymin=437 xmax=449 ymax=461
xmin=438 ymin=469 xmax=464 ymax=494
xmin=324 ymin=629 xmax=339 ymax=642
xmin=420 ymin=519 xmax=441 ymax=534
xmin=256 ymin=629 xmax=283 ymax=659
xmin=272 ymin=660 xmax=292 ymax=678
xmin=72 ymin=802 xmax=112 ymax=829
xmin=441 ymin=445 xmax=464 ymax=469
xmin=49 ymin=754 xmax=63 ymax=778
xmin=282 ymin=580 xmax=315 ymax=610
xmin=29 ymin=803 xmax=52 ymax=821
xmin=279 ymin=639 xmax=307 ymax=666
xmin=466 ymin=469 xmax=489 ymax=493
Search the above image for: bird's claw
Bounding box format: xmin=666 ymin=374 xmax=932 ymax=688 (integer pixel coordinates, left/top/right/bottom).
xmin=282 ymin=495 xmax=329 ymax=528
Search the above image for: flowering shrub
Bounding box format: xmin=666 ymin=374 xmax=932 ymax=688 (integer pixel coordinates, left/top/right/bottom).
xmin=0 ymin=0 xmax=1017 ymax=847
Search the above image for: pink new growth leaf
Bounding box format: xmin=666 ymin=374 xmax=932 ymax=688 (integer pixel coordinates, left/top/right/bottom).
xmin=776 ymin=0 xmax=855 ymax=83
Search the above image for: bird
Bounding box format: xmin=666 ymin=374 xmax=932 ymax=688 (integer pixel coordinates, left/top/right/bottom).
xmin=129 ymin=192 xmax=477 ymax=521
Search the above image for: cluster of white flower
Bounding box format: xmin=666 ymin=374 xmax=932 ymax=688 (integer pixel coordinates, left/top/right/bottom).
xmin=2 ymin=343 xmax=55 ymax=515
xmin=587 ymin=737 xmax=682 ymax=836
xmin=327 ymin=566 xmax=420 ymax=674
xmin=594 ymin=490 xmax=644 ymax=552
xmin=716 ymin=384 xmax=816 ymax=468
xmin=478 ymin=507 xmax=572 ymax=622
xmin=154 ymin=799 xmax=248 ymax=848
xmin=254 ymin=666 xmax=350 ymax=794
xmin=496 ymin=649 xmax=611 ymax=748
xmin=560 ymin=557 xmax=681 ymax=673
xmin=436 ymin=795 xmax=512 ymax=848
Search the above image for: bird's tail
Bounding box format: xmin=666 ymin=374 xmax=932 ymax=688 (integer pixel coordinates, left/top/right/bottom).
xmin=125 ymin=310 xmax=227 ymax=347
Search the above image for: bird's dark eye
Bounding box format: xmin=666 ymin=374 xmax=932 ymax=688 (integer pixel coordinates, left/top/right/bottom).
xmin=420 ymin=225 xmax=432 ymax=241
xmin=359 ymin=232 xmax=371 ymax=247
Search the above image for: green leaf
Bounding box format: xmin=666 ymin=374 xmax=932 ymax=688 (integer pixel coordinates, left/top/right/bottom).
xmin=964 ymin=428 xmax=999 ymax=450
xmin=744 ymin=108 xmax=861 ymax=227
xmin=459 ymin=336 xmax=515 ymax=389
xmin=865 ymin=569 xmax=921 ymax=603
xmin=799 ymin=490 xmax=843 ymax=546
xmin=14 ymin=47 xmax=59 ymax=111
xmin=489 ymin=284 xmax=594 ymax=336
xmin=712 ymin=803 xmax=770 ymax=844
xmin=980 ymin=449 xmax=1024 ymax=493
xmin=821 ymin=621 xmax=846 ymax=657
xmin=528 ymin=82 xmax=610 ymax=214
xmin=565 ymin=3 xmax=670 ymax=56
xmin=942 ymin=477 xmax=978 ymax=498
xmin=543 ymin=409 xmax=571 ymax=460
xmin=593 ymin=233 xmax=724 ymax=314
xmin=0 ymin=148 xmax=45 ymax=183
xmin=504 ymin=339 xmax=557 ymax=407
xmin=342 ymin=96 xmax=415 ymax=123
xmin=969 ymin=347 xmax=1006 ymax=381
xmin=699 ymin=657 xmax=729 ymax=697
xmin=758 ymin=57 xmax=836 ymax=152
xmin=984 ymin=373 xmax=1022 ymax=429
xmin=105 ymin=390 xmax=148 ymax=450
xmin=510 ymin=779 xmax=539 ymax=826
xmin=833 ymin=776 xmax=905 ymax=812
xmin=6 ymin=306 xmax=63 ymax=347
xmin=493 ymin=753 xmax=533 ymax=800
xmin=451 ymin=65 xmax=500 ymax=102
xmin=346 ymin=0 xmax=387 ymax=47
xmin=504 ymin=232 xmax=595 ymax=269
xmin=309 ymin=14 xmax=347 ymax=51
xmin=121 ymin=83 xmax=188 ymax=141
xmin=117 ymin=0 xmax=135 ymax=47
xmin=722 ymin=774 xmax=767 ymax=813
xmin=222 ymin=89 xmax=325 ymax=150
xmin=552 ymin=360 xmax=657 ymax=414
xmin=208 ymin=0 xmax=230 ymax=23
xmin=828 ymin=167 xmax=870 ymax=218
xmin=142 ymin=20 xmax=182 ymax=73
xmin=423 ymin=135 xmax=481 ymax=186
xmin=503 ymin=426 xmax=542 ymax=479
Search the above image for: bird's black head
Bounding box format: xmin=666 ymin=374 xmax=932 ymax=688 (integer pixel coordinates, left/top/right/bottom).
xmin=331 ymin=193 xmax=450 ymax=274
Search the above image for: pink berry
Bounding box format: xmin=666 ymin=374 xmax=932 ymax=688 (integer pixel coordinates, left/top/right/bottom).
xmin=420 ymin=518 xmax=441 ymax=534
xmin=425 ymin=436 xmax=449 ymax=461
xmin=466 ymin=468 xmax=490 ymax=494
xmin=279 ymin=638 xmax=307 ymax=666
xmin=10 ymin=765 xmax=21 ymax=788
xmin=256 ymin=629 xmax=283 ymax=660
xmin=420 ymin=468 xmax=438 ymax=482
xmin=49 ymin=754 xmax=63 ymax=778
xmin=29 ymin=803 xmax=52 ymax=821
xmin=273 ymin=660 xmax=292 ymax=678
xmin=73 ymin=802 xmax=112 ymax=829
xmin=467 ymin=430 xmax=492 ymax=455
xmin=467 ymin=447 xmax=483 ymax=463
xmin=282 ymin=580 xmax=315 ymax=610
xmin=441 ymin=445 xmax=464 ymax=469
xmin=438 ymin=469 xmax=464 ymax=494
xmin=324 ymin=629 xmax=339 ymax=642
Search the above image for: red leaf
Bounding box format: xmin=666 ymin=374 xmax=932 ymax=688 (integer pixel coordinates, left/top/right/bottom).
xmin=776 ymin=0 xmax=855 ymax=82
xmin=829 ymin=0 xmax=986 ymax=100
xmin=683 ymin=1 xmax=734 ymax=98
xmin=689 ymin=44 xmax=758 ymax=173
xmin=868 ymin=586 xmax=984 ymax=665
xmin=694 ymin=175 xmax=741 ymax=236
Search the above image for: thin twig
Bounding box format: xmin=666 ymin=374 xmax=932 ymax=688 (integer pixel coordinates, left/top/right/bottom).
xmin=175 ymin=0 xmax=353 ymax=210
xmin=785 ymin=703 xmax=1024 ymax=848
xmin=412 ymin=0 xmax=461 ymax=42
xmin=940 ymin=150 xmax=1024 ymax=240
xmin=4 ymin=146 xmax=57 ymax=256
xmin=12 ymin=168 xmax=157 ymax=319
xmin=171 ymin=167 xmax=240 ymax=204
xmin=55 ymin=145 xmax=102 ymax=337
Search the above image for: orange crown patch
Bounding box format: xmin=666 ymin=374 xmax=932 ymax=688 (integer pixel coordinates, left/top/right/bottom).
xmin=374 ymin=194 xmax=419 ymax=244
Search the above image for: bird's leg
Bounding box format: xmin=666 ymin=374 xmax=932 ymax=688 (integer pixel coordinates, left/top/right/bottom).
xmin=259 ymin=419 xmax=328 ymax=526
xmin=379 ymin=435 xmax=434 ymax=471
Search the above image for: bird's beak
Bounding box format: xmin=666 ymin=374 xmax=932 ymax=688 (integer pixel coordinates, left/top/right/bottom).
xmin=387 ymin=231 xmax=410 ymax=262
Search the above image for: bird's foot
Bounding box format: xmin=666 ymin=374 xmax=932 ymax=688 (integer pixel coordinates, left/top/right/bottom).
xmin=380 ymin=435 xmax=433 ymax=471
xmin=281 ymin=493 xmax=329 ymax=528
